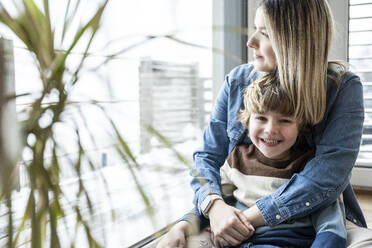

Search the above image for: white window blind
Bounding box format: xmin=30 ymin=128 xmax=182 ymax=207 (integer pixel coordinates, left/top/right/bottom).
xmin=349 ymin=0 xmax=372 ymax=189
xmin=139 ymin=58 xmax=212 ymax=153
xmin=349 ymin=0 xmax=372 ymax=166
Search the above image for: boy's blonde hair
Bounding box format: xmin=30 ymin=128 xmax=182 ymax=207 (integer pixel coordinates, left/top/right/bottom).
xmin=239 ymin=74 xmax=305 ymax=131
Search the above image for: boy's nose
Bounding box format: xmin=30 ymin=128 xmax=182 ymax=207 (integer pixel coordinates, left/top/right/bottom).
xmin=265 ymin=122 xmax=279 ymax=134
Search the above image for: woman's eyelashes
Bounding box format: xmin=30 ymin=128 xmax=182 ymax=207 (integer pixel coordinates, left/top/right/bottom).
xmin=260 ymin=31 xmax=269 ymax=38
xmin=253 ymin=26 xmax=269 ymax=38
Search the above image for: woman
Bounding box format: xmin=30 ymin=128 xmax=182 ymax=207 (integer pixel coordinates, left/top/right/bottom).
xmin=157 ymin=0 xmax=372 ymax=247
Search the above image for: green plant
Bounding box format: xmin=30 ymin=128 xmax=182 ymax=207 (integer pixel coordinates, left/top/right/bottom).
xmin=0 ymin=1 xmax=119 ymax=247
xmin=0 ymin=1 xmax=241 ymax=246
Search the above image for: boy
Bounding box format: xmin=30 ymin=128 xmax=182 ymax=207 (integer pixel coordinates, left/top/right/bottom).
xmin=215 ymin=77 xmax=346 ymax=247
xmin=157 ymin=76 xmax=346 ymax=248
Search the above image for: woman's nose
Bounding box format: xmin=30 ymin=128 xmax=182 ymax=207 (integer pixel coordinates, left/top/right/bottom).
xmin=247 ymin=33 xmax=258 ymax=49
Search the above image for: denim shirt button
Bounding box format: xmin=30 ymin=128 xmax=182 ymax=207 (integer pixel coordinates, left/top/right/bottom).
xmin=276 ymin=214 xmax=281 ymax=220
xmin=353 ymin=219 xmax=357 ymax=223
xmin=305 ymin=202 xmax=310 ymax=207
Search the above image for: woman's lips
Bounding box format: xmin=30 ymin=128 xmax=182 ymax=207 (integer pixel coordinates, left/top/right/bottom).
xmin=254 ymin=54 xmax=263 ymax=59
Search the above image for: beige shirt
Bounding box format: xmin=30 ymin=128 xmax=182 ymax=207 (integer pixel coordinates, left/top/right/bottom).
xmin=221 ymin=144 xmax=314 ymax=208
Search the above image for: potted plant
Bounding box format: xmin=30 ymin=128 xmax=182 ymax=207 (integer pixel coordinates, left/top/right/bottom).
xmin=0 ymin=1 xmax=154 ymax=247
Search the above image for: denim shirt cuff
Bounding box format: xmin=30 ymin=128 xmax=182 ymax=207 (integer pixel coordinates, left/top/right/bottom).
xmin=196 ymin=183 xmax=222 ymax=215
xmin=179 ymin=207 xmax=209 ymax=231
xmin=256 ymin=194 xmax=291 ymax=226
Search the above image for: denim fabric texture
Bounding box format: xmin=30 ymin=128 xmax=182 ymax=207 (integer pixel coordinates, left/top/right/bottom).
xmin=190 ymin=63 xmax=366 ymax=228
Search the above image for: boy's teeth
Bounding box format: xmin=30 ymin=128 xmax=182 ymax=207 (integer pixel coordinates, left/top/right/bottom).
xmin=263 ymin=139 xmax=279 ymax=144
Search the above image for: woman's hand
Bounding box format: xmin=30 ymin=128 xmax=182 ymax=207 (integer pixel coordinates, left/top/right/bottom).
xmin=156 ymin=221 xmax=191 ymax=248
xmin=208 ymin=200 xmax=255 ymax=248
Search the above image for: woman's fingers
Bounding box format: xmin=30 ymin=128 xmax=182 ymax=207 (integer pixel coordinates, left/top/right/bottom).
xmin=211 ymin=230 xmax=226 ymax=248
xmin=236 ymin=210 xmax=255 ymax=232
xmin=209 ymin=202 xmax=256 ymax=246
xmin=213 ymin=234 xmax=230 ymax=248
xmin=212 ymin=218 xmax=249 ymax=246
xmin=223 ymin=222 xmax=247 ymax=241
xmin=220 ymin=230 xmax=242 ymax=246
xmin=224 ymin=209 xmax=253 ymax=239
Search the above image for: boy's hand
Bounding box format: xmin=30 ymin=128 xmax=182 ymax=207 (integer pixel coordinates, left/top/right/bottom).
xmin=208 ymin=200 xmax=255 ymax=248
xmin=156 ymin=221 xmax=191 ymax=248
xmin=243 ymin=204 xmax=266 ymax=227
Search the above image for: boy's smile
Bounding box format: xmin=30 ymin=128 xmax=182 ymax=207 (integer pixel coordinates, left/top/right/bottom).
xmin=249 ymin=111 xmax=298 ymax=160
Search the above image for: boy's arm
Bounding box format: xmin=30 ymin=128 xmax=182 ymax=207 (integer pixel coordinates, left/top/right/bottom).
xmin=243 ymin=204 xmax=266 ymax=227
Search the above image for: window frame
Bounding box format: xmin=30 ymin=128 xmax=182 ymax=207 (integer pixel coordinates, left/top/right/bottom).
xmin=212 ymin=0 xmax=248 ymax=102
xmin=348 ymin=0 xmax=372 ymax=189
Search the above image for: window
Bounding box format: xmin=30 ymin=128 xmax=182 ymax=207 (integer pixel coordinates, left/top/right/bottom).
xmin=349 ymin=0 xmax=372 ymax=189
xmin=0 ymin=0 xmax=213 ymax=246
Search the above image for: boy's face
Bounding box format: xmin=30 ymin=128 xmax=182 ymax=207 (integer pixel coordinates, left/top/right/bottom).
xmin=249 ymin=111 xmax=298 ymax=160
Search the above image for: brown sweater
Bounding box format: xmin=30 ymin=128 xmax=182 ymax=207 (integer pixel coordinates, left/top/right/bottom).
xmin=227 ymin=143 xmax=315 ymax=179
xmin=220 ymin=144 xmax=314 ymax=207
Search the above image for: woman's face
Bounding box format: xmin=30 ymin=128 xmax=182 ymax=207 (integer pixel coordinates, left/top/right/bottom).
xmin=247 ymin=7 xmax=276 ymax=72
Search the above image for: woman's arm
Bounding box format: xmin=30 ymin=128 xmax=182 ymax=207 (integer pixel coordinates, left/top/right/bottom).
xmin=190 ymin=77 xmax=230 ymax=209
xmin=208 ymin=200 xmax=255 ymax=247
xmin=255 ymin=72 xmax=364 ymax=226
xmin=188 ymin=64 xmax=256 ymax=246
xmin=190 ymin=64 xmax=254 ymax=213
xmin=208 ymin=164 xmax=255 ymax=247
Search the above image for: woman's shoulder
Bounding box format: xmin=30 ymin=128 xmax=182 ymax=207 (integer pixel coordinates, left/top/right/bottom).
xmin=327 ymin=62 xmax=362 ymax=95
xmin=327 ymin=62 xmax=361 ymax=86
xmin=227 ymin=63 xmax=256 ymax=87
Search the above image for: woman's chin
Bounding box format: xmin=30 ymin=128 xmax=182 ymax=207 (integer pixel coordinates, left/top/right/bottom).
xmin=253 ymin=61 xmax=275 ymax=73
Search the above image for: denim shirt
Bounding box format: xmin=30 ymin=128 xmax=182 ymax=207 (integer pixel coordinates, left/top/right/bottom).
xmin=190 ymin=63 xmax=367 ymax=227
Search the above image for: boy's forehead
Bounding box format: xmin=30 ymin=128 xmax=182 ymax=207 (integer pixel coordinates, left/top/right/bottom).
xmin=251 ymin=110 xmax=295 ymax=118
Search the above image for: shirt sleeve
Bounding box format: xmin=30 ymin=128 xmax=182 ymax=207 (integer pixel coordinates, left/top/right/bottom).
xmin=190 ymin=74 xmax=231 ymax=214
xmin=256 ymin=72 xmax=364 ymax=226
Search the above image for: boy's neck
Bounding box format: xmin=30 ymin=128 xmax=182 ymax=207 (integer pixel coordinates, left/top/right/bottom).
xmin=254 ymin=144 xmax=292 ymax=161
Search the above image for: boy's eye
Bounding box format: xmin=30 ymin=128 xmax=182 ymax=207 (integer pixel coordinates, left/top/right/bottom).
xmin=256 ymin=116 xmax=267 ymax=121
xmin=280 ymin=119 xmax=293 ymax=123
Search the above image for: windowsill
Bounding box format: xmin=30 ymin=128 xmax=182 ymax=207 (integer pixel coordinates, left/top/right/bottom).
xmin=355 ymin=189 xmax=372 ymax=228
xmin=351 ymin=166 xmax=372 ymax=190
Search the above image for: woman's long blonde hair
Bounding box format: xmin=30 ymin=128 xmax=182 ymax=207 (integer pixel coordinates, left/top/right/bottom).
xmin=259 ymin=0 xmax=334 ymax=125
